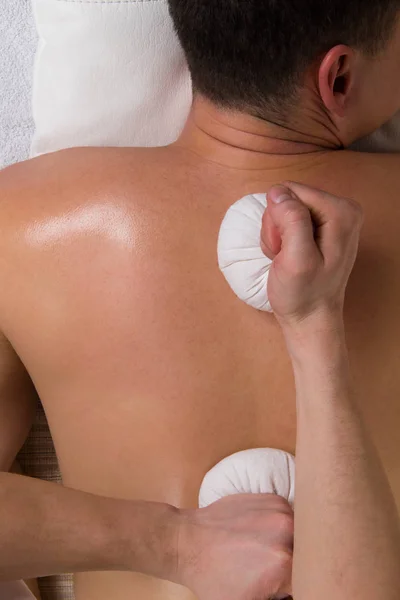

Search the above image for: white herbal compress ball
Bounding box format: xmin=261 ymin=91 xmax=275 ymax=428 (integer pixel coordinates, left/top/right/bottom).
xmin=217 ymin=193 xmax=273 ymax=312
xmin=199 ymin=448 xmax=295 ymax=508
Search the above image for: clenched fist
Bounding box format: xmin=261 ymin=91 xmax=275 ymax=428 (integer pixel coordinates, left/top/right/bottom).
xmin=261 ymin=182 xmax=363 ymax=329
xmin=177 ymin=494 xmax=293 ymax=600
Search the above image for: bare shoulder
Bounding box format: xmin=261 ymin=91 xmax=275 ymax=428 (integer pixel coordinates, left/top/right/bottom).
xmin=0 ymin=146 xmax=170 ymax=327
xmin=0 ymin=146 xmax=172 ymax=297
xmin=314 ymin=150 xmax=400 ymax=198
xmin=0 ymin=146 xmax=166 ymax=231
xmin=0 ymin=146 xmax=160 ymax=201
xmin=344 ymin=150 xmax=400 ymax=179
xmin=304 ymin=151 xmax=400 ymax=214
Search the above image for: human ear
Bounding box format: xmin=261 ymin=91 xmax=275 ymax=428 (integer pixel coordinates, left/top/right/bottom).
xmin=318 ymin=45 xmax=355 ymax=118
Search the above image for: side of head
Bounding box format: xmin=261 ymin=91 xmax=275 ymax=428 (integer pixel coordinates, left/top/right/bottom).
xmin=168 ymin=0 xmax=400 ymax=145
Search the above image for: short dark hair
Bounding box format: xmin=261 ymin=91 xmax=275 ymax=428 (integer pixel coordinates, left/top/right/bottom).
xmin=168 ymin=0 xmax=400 ymax=119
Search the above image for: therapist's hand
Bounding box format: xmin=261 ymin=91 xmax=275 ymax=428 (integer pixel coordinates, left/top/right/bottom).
xmin=261 ymin=181 xmax=363 ymax=329
xmin=177 ymin=493 xmax=293 ymax=600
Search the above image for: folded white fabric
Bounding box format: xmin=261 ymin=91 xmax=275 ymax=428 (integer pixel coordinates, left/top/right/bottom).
xmin=31 ymin=0 xmax=192 ymax=157
xmin=218 ymin=193 xmax=273 ymax=312
xmin=199 ymin=448 xmax=295 ymax=509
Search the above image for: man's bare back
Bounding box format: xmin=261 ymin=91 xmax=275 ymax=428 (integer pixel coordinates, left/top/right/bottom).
xmin=0 ymin=127 xmax=399 ymax=599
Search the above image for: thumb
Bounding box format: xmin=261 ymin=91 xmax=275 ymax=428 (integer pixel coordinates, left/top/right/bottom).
xmin=261 ymin=208 xmax=282 ymax=259
xmin=268 ymin=185 xmax=318 ymax=268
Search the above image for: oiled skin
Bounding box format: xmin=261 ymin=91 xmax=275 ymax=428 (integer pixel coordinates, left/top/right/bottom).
xmin=0 ymin=134 xmax=399 ymax=600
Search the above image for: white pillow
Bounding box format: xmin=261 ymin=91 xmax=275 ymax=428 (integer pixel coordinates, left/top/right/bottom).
xmin=31 ymin=0 xmax=400 ymax=157
xmin=31 ymin=0 xmax=192 ymax=157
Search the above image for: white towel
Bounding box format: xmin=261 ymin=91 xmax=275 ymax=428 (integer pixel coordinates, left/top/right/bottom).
xmin=0 ymin=0 xmax=37 ymax=169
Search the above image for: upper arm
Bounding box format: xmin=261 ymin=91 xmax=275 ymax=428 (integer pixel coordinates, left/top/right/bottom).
xmin=0 ymin=332 xmax=37 ymax=472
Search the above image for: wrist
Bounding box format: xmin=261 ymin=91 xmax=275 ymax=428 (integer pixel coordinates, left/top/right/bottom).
xmin=105 ymin=498 xmax=181 ymax=581
xmin=282 ymin=314 xmax=353 ymax=410
xmin=279 ymin=308 xmax=346 ymax=363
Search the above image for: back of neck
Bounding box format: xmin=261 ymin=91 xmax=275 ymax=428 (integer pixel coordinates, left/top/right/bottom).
xmin=174 ymin=97 xmax=342 ymax=170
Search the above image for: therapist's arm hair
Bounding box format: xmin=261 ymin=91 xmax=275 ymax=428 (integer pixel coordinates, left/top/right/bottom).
xmin=289 ymin=321 xmax=400 ymax=600
xmin=264 ymin=182 xmax=400 ymax=600
xmin=0 ymin=470 xmax=180 ymax=581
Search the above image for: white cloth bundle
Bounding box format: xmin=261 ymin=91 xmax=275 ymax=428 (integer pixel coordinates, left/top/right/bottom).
xmin=199 ymin=448 xmax=295 ymax=509
xmin=218 ymin=193 xmax=274 ymax=312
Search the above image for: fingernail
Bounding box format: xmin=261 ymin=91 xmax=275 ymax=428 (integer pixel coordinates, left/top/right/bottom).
xmin=272 ymin=193 xmax=292 ymax=204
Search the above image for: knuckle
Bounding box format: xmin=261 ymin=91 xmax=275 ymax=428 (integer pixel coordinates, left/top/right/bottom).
xmin=274 ymin=547 xmax=293 ymax=568
xmin=338 ymin=197 xmax=363 ymax=224
xmin=268 ymin=547 xmax=293 ymax=585
xmin=349 ymin=198 xmax=363 ymax=217
xmin=347 ymin=200 xmax=363 ymax=225
xmin=272 ymin=511 xmax=294 ymax=536
xmin=271 ymin=495 xmax=291 ymax=509
xmin=331 ymin=201 xmax=363 ymax=237
xmin=283 ymin=203 xmax=309 ymax=225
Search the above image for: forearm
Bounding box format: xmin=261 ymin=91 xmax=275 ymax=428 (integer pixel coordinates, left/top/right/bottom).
xmin=0 ymin=472 xmax=178 ymax=582
xmin=286 ymin=318 xmax=400 ymax=600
